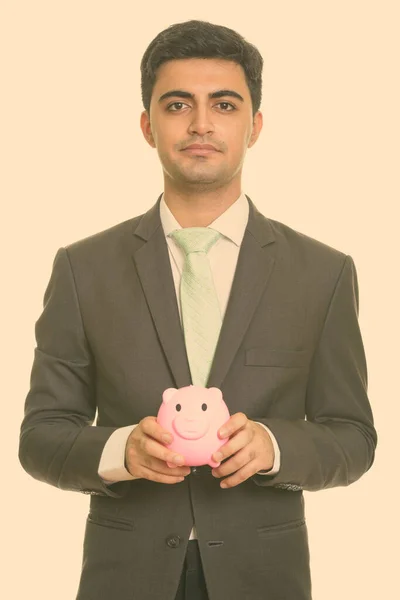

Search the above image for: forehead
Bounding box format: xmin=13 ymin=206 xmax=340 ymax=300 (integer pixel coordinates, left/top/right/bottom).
xmin=153 ymin=58 xmax=249 ymax=96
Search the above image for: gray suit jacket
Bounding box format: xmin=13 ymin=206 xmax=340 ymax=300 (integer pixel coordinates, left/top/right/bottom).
xmin=19 ymin=194 xmax=377 ymax=600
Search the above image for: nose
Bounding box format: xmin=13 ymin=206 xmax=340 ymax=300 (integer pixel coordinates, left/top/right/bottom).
xmin=188 ymin=106 xmax=215 ymax=137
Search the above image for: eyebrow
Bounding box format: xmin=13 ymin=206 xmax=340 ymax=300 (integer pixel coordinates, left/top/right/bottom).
xmin=158 ymin=89 xmax=245 ymax=103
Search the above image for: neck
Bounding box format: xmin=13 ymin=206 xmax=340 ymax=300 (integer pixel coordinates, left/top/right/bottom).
xmin=163 ymin=182 xmax=242 ymax=228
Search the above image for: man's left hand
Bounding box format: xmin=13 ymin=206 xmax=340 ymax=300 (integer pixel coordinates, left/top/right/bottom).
xmin=211 ymin=412 xmax=275 ymax=488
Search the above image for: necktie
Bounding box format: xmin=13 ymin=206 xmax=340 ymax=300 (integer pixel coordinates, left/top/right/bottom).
xmin=168 ymin=227 xmax=223 ymax=387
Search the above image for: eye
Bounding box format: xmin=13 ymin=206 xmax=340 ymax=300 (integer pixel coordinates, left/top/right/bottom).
xmin=167 ymin=102 xmax=188 ymax=112
xmin=201 ymin=403 xmax=207 ymax=411
xmin=176 ymin=404 xmax=181 ymax=411
xmin=166 ymin=101 xmax=236 ymax=112
xmin=217 ymin=102 xmax=235 ymax=111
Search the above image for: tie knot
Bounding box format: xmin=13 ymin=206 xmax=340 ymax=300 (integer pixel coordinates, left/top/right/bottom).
xmin=169 ymin=227 xmax=222 ymax=256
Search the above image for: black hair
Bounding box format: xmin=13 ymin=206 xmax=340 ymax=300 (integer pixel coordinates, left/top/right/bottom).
xmin=140 ymin=20 xmax=263 ymax=117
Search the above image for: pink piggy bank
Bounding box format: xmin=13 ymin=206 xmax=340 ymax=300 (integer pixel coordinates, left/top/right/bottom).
xmin=157 ymin=385 xmax=230 ymax=468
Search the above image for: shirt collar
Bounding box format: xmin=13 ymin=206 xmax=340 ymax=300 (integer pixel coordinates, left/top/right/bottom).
xmin=159 ymin=192 xmax=249 ymax=247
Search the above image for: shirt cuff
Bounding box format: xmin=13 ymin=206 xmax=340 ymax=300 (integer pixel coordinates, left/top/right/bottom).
xmin=98 ymin=424 xmax=140 ymax=483
xmin=254 ymin=422 xmax=281 ymax=475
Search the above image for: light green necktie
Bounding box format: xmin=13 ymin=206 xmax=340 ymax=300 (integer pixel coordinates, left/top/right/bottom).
xmin=169 ymin=227 xmax=223 ymax=387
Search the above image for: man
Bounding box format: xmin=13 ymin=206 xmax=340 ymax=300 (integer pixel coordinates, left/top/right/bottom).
xmin=19 ymin=19 xmax=377 ymax=600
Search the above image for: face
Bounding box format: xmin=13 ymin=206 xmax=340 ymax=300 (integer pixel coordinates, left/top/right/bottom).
xmin=140 ymin=58 xmax=263 ymax=193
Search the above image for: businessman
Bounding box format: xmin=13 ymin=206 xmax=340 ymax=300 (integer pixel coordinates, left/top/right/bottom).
xmin=19 ymin=19 xmax=377 ymax=600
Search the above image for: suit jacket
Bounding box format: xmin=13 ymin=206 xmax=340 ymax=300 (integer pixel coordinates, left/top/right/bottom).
xmin=19 ymin=194 xmax=377 ymax=600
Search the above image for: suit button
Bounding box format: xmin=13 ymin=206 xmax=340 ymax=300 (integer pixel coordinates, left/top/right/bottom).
xmin=166 ymin=535 xmax=181 ymax=548
xmin=191 ymin=467 xmax=197 ymax=475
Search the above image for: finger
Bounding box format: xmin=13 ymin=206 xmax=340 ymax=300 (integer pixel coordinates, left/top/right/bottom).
xmin=212 ymin=428 xmax=250 ymax=465
xmin=141 ymin=453 xmax=191 ymax=477
xmin=131 ymin=435 xmax=187 ymax=468
xmin=218 ymin=412 xmax=248 ymax=439
xmin=212 ymin=444 xmax=255 ymax=478
xmin=127 ymin=448 xmax=190 ymax=478
xmin=219 ymin=459 xmax=260 ymax=489
xmin=138 ymin=465 xmax=188 ymax=484
xmin=140 ymin=416 xmax=174 ymax=445
xmin=126 ymin=446 xmax=190 ymax=478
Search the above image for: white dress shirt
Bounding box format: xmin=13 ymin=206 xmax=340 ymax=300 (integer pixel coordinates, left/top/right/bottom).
xmin=98 ymin=191 xmax=281 ymax=540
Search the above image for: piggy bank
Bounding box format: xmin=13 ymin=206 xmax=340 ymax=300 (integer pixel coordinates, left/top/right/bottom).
xmin=157 ymin=385 xmax=230 ymax=468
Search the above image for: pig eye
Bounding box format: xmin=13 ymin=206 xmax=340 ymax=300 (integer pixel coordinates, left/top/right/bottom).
xmin=201 ymin=403 xmax=207 ymax=411
xmin=176 ymin=404 xmax=181 ymax=411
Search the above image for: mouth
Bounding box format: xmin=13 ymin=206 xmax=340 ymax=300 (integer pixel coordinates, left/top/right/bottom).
xmin=182 ymin=147 xmax=219 ymax=156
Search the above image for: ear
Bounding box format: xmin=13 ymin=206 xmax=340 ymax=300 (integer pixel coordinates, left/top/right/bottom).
xmin=207 ymin=387 xmax=223 ymax=402
xmin=162 ymin=388 xmax=177 ymax=404
xmin=140 ymin=110 xmax=156 ymax=148
xmin=248 ymin=110 xmax=263 ymax=149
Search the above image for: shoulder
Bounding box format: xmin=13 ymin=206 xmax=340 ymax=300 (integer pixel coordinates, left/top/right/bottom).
xmin=65 ymin=215 xmax=142 ymax=254
xmin=269 ymin=217 xmax=346 ymax=259
xmin=268 ymin=216 xmax=348 ymax=265
xmin=262 ymin=216 xmax=353 ymax=288
xmin=53 ymin=213 xmax=146 ymax=278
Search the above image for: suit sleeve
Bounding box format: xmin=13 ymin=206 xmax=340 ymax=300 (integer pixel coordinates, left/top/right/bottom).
xmin=98 ymin=425 xmax=140 ymax=483
xmin=251 ymin=254 xmax=378 ymax=491
xmin=253 ymin=423 xmax=281 ymax=475
xmin=18 ymin=247 xmax=129 ymax=498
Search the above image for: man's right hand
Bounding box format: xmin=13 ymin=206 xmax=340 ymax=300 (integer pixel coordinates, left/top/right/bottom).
xmin=125 ymin=416 xmax=191 ymax=483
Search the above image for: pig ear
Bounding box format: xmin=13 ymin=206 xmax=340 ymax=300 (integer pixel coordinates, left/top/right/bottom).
xmin=162 ymin=388 xmax=177 ymax=404
xmin=207 ymin=387 xmax=223 ymax=402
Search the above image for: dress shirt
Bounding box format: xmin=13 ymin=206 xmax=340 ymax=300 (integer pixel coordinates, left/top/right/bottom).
xmin=98 ymin=192 xmax=281 ymax=540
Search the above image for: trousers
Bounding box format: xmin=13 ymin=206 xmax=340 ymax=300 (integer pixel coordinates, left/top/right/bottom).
xmin=174 ymin=540 xmax=209 ymax=600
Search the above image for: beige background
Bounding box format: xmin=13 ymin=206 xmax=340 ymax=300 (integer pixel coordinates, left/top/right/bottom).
xmin=2 ymin=1 xmax=399 ymax=598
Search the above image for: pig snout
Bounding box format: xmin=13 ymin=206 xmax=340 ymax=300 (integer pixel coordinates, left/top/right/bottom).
xmin=172 ymin=413 xmax=210 ymax=440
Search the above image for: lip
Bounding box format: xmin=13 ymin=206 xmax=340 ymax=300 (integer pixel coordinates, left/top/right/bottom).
xmin=185 ymin=144 xmax=217 ymax=150
xmin=183 ymin=144 xmax=219 ymax=154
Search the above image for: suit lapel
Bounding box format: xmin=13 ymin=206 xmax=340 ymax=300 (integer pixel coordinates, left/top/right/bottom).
xmin=132 ymin=194 xmax=276 ymax=390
